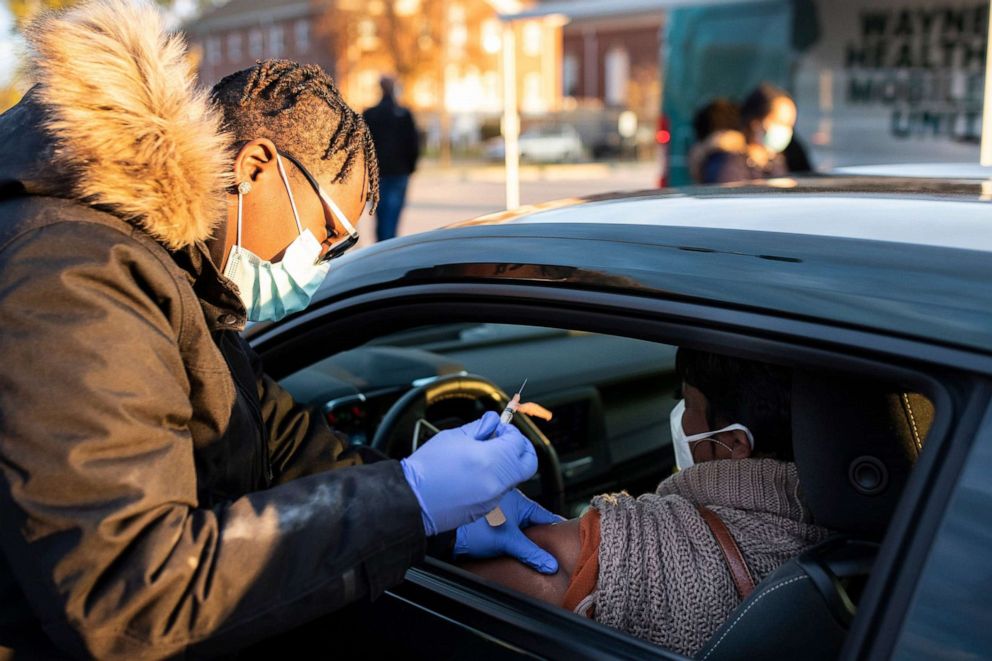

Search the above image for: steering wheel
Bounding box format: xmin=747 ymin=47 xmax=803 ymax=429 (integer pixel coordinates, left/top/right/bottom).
xmin=371 ymin=373 xmax=565 ymax=515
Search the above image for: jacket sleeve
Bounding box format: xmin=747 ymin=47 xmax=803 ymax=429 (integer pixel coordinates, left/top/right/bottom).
xmin=703 ymin=151 xmax=749 ymax=184
xmin=404 ymin=109 xmax=420 ymax=173
xmin=0 ymin=223 xmax=425 ymax=659
xmin=245 ymin=340 xmax=370 ymax=484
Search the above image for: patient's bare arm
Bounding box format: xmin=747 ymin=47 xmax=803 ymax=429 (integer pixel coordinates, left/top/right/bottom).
xmin=458 ymin=518 xmax=582 ymax=606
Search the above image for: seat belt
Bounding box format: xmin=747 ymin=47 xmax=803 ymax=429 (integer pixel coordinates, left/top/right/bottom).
xmin=697 ymin=505 xmax=756 ymax=600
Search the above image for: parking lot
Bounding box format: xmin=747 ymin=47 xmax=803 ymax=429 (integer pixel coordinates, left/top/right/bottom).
xmin=354 ymin=160 xmax=658 ymax=245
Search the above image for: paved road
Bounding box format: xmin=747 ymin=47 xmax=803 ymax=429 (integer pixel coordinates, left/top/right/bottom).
xmin=353 ymin=160 xmax=658 ymax=248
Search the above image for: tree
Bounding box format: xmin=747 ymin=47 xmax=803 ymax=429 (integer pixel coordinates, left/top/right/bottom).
xmin=318 ymin=0 xmax=499 ymax=109
xmin=6 ymin=0 xmax=78 ymax=30
xmin=1 ymin=0 xmax=201 ymax=111
xmin=6 ymin=0 xmax=202 ymax=30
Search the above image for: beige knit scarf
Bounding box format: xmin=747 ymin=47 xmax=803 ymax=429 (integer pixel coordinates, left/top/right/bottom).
xmin=588 ymin=459 xmax=831 ymax=656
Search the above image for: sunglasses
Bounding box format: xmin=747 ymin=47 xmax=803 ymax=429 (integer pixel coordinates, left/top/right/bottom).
xmin=280 ymin=151 xmax=361 ymax=264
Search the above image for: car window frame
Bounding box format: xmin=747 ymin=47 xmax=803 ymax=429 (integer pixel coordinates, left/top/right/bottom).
xmin=252 ymin=281 xmax=985 ymax=659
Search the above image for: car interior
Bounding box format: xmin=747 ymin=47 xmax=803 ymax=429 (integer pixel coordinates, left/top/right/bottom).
xmin=273 ymin=320 xmax=939 ymax=659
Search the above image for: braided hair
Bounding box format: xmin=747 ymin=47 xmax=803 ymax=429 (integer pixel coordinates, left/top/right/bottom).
xmin=211 ymin=60 xmax=380 ymax=211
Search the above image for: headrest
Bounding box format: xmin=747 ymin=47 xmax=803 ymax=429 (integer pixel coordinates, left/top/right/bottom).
xmin=791 ymin=371 xmax=933 ymax=539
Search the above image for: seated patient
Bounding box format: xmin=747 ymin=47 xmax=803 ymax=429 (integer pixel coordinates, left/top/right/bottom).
xmin=462 ymin=349 xmax=832 ymax=655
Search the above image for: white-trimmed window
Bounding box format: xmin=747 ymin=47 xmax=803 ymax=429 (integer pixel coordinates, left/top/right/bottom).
xmin=249 ymin=29 xmax=263 ymax=59
xmin=227 ymin=32 xmax=242 ymax=62
xmin=563 ymin=52 xmax=579 ymax=97
xmin=522 ymin=21 xmax=541 ymax=57
xmin=268 ymin=25 xmax=284 ymax=58
xmin=605 ymin=46 xmax=630 ymax=107
xmin=294 ymin=19 xmax=310 ymax=53
xmin=205 ymin=37 xmax=221 ymax=65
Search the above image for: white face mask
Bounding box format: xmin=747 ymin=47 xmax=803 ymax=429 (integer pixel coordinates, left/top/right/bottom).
xmin=669 ymin=399 xmax=755 ymax=471
xmin=762 ymin=122 xmax=793 ymax=154
xmin=223 ymin=152 xmax=331 ymax=322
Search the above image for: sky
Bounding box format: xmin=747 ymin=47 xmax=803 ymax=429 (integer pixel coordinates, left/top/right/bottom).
xmin=0 ymin=0 xmax=202 ymax=88
xmin=1 ymin=5 xmax=21 ymax=87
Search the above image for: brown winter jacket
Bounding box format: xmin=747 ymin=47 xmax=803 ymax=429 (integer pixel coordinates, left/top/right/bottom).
xmin=0 ymin=2 xmax=424 ymax=658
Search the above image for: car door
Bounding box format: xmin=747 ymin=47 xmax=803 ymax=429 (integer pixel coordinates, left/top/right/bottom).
xmin=248 ymin=261 xmax=989 ymax=660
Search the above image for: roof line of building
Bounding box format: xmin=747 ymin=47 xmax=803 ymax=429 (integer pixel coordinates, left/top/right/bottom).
xmin=189 ymin=0 xmax=322 ymax=35
xmin=501 ymin=0 xmax=759 ymax=21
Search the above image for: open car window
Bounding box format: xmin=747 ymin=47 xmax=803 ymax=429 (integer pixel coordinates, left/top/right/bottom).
xmin=276 ymin=320 xmax=939 ymax=659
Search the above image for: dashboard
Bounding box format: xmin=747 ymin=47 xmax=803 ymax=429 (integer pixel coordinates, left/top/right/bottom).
xmin=278 ymin=324 xmax=680 ymax=510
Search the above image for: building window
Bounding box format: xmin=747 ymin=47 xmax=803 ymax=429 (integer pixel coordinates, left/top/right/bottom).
xmin=205 ymin=37 xmax=221 ymax=65
xmin=521 ymin=71 xmax=545 ymax=113
xmin=482 ymin=71 xmax=500 ymax=112
xmin=563 ymin=52 xmax=579 ymax=97
xmin=522 ymin=21 xmax=541 ymax=57
xmin=481 ymin=18 xmax=501 ymax=54
xmin=227 ymin=33 xmax=242 ymax=62
xmin=294 ymin=19 xmax=310 ymax=53
xmin=605 ymin=46 xmax=630 ymax=107
xmin=249 ymin=29 xmax=263 ymax=59
xmin=447 ymin=4 xmax=466 ymax=58
xmin=268 ymin=25 xmax=284 ymax=57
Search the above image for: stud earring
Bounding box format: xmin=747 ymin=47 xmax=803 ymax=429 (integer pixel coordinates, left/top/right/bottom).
xmin=237 ymin=180 xmax=252 ymax=195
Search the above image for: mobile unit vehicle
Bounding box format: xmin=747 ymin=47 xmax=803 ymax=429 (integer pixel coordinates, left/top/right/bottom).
xmin=246 ymin=178 xmax=992 ymax=659
xmin=660 ymin=0 xmax=988 ymax=186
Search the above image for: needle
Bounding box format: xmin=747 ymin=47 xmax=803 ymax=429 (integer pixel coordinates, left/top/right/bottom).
xmin=499 ymin=378 xmax=528 ymax=424
xmin=486 ymin=378 xmax=529 ymax=527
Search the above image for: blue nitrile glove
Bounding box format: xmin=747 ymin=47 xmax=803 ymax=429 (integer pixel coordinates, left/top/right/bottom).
xmin=400 ymin=411 xmax=537 ymax=536
xmin=454 ymin=489 xmax=565 ymax=574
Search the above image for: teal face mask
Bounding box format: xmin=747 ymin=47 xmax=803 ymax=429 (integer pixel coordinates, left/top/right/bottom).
xmin=223 ymin=152 xmax=331 ymax=322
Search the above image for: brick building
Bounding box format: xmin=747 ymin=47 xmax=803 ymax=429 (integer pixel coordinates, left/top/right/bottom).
xmin=186 ymin=0 xmax=336 ymax=87
xmin=562 ymin=12 xmax=663 ymax=118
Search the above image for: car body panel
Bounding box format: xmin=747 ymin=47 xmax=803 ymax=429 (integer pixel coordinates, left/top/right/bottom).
xmin=297 ymin=180 xmax=992 ymax=357
xmin=889 ymin=402 xmax=992 ymax=659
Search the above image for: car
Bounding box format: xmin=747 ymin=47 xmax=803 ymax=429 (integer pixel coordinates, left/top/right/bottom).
xmin=485 ymin=124 xmax=585 ymax=163
xmin=245 ymin=177 xmax=992 ymax=660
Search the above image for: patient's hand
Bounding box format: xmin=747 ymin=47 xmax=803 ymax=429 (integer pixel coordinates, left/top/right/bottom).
xmin=458 ymin=517 xmax=582 ymax=606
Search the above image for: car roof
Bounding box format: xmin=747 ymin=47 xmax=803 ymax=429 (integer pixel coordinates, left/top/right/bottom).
xmin=311 ymin=178 xmax=992 ymax=356
xmin=831 ymin=163 xmax=992 ymax=180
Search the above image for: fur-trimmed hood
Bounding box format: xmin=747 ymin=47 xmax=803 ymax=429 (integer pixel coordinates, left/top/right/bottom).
xmin=0 ymin=0 xmax=230 ymax=249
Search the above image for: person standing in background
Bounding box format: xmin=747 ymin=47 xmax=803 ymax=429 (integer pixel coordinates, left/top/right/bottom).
xmin=701 ymin=83 xmax=797 ymax=185
xmin=686 ymin=98 xmax=742 ymax=184
xmin=363 ymin=75 xmax=420 ymax=242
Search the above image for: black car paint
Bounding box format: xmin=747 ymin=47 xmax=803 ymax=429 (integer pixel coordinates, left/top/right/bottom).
xmin=250 ymin=180 xmax=992 ymax=659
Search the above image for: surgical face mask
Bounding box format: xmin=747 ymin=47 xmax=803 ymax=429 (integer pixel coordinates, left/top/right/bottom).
xmin=223 ymin=153 xmax=331 ymax=322
xmin=669 ymin=399 xmax=755 ymax=471
xmin=762 ymin=122 xmax=793 ymax=154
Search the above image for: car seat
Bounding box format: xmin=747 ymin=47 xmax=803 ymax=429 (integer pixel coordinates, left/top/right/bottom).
xmin=695 ymin=371 xmax=933 ymax=660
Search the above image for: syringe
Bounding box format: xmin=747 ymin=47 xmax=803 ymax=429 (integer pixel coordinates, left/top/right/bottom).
xmin=485 ymin=379 xmax=527 ymax=526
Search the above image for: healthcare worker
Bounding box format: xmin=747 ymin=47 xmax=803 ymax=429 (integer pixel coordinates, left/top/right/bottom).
xmin=0 ymin=2 xmax=558 ymax=658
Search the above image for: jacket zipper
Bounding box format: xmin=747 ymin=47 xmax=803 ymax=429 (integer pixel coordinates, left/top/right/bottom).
xmin=222 ymin=333 xmax=273 ymax=488
xmin=238 ymin=375 xmax=273 ymax=487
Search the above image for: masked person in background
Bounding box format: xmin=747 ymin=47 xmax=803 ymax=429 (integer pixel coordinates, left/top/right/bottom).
xmin=700 ymin=83 xmax=798 ymax=185
xmin=463 ymin=348 xmax=832 ymax=656
xmin=0 ymin=2 xmax=556 ymax=658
